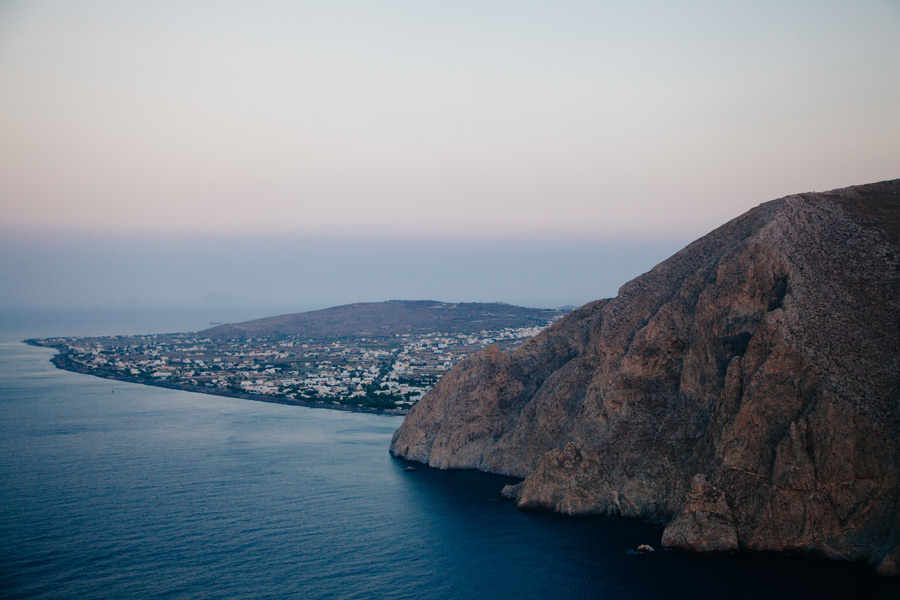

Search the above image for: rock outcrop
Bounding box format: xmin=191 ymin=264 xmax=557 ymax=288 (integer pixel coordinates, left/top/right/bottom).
xmin=390 ymin=180 xmax=900 ymax=575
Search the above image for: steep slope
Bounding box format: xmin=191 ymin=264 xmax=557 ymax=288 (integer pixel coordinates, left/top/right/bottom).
xmin=202 ymin=300 xmax=563 ymax=340
xmin=390 ymin=180 xmax=900 ymax=574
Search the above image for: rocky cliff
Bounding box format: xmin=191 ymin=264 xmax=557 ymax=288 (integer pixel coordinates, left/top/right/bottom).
xmin=390 ymin=180 xmax=900 ymax=575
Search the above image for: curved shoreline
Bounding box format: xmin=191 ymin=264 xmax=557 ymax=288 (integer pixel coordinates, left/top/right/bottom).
xmin=25 ymin=340 xmax=406 ymax=417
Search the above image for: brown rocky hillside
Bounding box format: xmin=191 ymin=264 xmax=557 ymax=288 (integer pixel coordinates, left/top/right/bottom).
xmin=390 ymin=180 xmax=900 ymax=575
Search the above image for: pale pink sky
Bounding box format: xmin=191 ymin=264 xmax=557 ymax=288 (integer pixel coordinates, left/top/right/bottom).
xmin=1 ymin=0 xmax=899 ymax=240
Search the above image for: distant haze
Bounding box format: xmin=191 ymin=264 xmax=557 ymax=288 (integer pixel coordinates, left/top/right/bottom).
xmin=0 ymin=232 xmax=682 ymax=311
xmin=1 ymin=1 xmax=898 ymax=310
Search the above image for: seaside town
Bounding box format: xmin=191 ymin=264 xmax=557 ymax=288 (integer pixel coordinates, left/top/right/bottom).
xmin=31 ymin=321 xmax=558 ymax=414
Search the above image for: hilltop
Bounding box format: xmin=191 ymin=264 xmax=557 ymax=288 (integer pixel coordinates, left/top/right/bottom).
xmin=202 ymin=300 xmax=564 ymax=340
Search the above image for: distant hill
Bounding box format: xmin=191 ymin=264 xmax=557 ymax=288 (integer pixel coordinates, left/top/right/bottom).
xmin=201 ymin=300 xmax=565 ymax=340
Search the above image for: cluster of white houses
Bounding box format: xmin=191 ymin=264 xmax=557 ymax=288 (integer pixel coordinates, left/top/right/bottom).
xmin=43 ymin=323 xmax=554 ymax=412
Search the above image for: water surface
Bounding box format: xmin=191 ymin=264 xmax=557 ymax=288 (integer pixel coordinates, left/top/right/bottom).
xmin=1 ymin=311 xmax=897 ymax=599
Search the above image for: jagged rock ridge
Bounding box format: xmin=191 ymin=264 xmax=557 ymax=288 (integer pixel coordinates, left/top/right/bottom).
xmin=390 ymin=180 xmax=900 ymax=575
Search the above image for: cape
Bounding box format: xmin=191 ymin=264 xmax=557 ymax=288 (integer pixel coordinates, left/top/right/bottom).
xmin=390 ymin=180 xmax=900 ymax=575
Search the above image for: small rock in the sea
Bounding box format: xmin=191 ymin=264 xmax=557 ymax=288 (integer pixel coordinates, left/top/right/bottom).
xmin=404 ymin=466 xmax=416 ymax=472
xmin=635 ymin=545 xmax=655 ymax=553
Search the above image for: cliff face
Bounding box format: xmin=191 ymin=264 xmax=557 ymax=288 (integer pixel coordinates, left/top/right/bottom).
xmin=390 ymin=180 xmax=900 ymax=575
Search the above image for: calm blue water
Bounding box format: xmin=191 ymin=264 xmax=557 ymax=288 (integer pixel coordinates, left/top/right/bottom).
xmin=1 ymin=311 xmax=898 ymax=599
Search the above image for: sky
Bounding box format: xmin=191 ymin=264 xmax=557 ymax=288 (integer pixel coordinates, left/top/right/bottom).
xmin=1 ymin=1 xmax=899 ymax=312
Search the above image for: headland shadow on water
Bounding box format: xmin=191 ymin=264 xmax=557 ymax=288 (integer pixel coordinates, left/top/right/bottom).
xmin=389 ymin=457 xmax=900 ymax=600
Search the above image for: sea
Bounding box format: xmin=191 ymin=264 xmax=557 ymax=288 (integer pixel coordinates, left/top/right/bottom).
xmin=1 ymin=309 xmax=898 ymax=599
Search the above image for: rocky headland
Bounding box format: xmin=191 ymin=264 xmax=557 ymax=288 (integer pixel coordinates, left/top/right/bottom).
xmin=390 ymin=180 xmax=900 ymax=575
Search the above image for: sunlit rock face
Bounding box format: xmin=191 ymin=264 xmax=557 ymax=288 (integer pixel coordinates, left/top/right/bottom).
xmin=391 ymin=180 xmax=900 ymax=575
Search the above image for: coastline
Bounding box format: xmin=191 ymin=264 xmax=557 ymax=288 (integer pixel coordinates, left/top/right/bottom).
xmin=23 ymin=339 xmax=407 ymax=417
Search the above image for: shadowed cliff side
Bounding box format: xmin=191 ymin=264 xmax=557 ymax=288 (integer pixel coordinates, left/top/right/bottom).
xmin=390 ymin=180 xmax=900 ymax=575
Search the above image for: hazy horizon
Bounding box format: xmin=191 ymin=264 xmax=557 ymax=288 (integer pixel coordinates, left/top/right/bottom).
xmin=0 ymin=231 xmax=685 ymax=312
xmin=2 ymin=2 xmax=898 ymax=313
